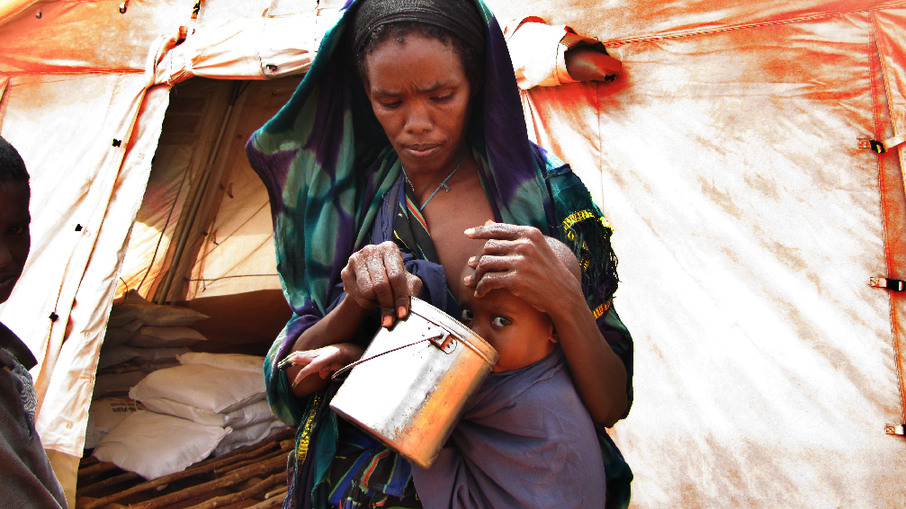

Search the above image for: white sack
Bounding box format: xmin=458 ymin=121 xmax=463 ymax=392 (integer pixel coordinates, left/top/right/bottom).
xmin=127 ymin=325 xmax=207 ymax=348
xmin=178 ymin=351 xmax=264 ymax=373
xmin=92 ymin=410 xmax=228 ymax=479
xmin=129 ymin=363 xmax=265 ymax=414
xmin=213 ymin=419 xmax=289 ymax=457
xmin=139 ymin=396 xmax=273 ymax=428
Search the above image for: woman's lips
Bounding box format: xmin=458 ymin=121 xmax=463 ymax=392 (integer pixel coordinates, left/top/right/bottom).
xmin=403 ymin=144 xmax=440 ymax=158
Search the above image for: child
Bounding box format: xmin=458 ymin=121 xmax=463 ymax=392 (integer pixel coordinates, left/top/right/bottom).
xmin=411 ymin=236 xmax=607 ymax=508
xmin=0 ymin=135 xmax=67 ymax=508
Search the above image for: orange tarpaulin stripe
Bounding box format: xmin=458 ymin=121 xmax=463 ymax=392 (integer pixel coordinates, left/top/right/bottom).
xmin=872 ymin=9 xmax=906 ymax=425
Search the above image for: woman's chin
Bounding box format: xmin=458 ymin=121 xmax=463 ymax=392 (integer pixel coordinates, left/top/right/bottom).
xmin=400 ymin=148 xmax=445 ymax=171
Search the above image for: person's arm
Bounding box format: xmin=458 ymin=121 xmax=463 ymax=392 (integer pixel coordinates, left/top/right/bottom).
xmin=464 ymin=223 xmax=628 ymax=426
xmin=504 ymin=17 xmax=621 ymax=89
xmin=279 ymin=241 xmax=423 ymax=398
xmin=279 ymin=295 xmax=370 ymax=397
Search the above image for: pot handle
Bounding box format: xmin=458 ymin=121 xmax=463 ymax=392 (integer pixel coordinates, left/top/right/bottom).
xmin=331 ymin=329 xmax=452 ymax=380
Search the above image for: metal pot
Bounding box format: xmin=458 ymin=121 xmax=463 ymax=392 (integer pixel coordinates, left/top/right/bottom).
xmin=329 ymin=297 xmax=498 ymax=468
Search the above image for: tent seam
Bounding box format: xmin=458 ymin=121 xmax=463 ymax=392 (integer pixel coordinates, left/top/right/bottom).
xmin=868 ymin=12 xmax=906 ymax=425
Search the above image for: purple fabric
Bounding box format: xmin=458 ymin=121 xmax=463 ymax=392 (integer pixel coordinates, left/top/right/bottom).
xmin=0 ymin=323 xmax=66 ymax=509
xmin=411 ymin=349 xmax=606 ymax=508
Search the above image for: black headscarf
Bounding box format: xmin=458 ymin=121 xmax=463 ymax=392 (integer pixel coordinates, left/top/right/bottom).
xmin=352 ymin=0 xmax=485 ymax=55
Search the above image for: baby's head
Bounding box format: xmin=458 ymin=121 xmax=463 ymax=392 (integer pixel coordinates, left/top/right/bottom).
xmin=0 ymin=136 xmax=30 ymax=305
xmin=459 ymin=236 xmax=581 ymax=373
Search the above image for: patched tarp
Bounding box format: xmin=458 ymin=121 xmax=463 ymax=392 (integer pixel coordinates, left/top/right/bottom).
xmin=0 ymin=0 xmax=904 ymax=507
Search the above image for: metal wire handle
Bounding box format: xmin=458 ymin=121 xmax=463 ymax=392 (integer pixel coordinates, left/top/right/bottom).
xmin=331 ymin=332 xmax=449 ymax=380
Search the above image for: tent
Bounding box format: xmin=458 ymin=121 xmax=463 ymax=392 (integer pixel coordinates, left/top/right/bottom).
xmin=1 ymin=0 xmax=904 ymax=506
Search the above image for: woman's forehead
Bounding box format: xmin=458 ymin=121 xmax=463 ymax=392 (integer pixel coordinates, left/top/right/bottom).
xmin=364 ymin=35 xmax=466 ymax=89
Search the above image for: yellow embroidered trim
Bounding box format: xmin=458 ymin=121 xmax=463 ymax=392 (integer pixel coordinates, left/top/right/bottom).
xmin=297 ymin=392 xmax=321 ymax=465
xmin=561 ymin=209 xmax=612 ymax=231
xmin=562 ymin=209 xmax=595 ymax=229
xmin=593 ymin=299 xmax=612 ymax=319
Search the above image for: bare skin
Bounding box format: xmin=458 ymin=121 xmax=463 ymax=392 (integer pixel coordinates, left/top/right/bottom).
xmin=564 ymin=46 xmax=622 ymax=82
xmin=280 ymin=33 xmax=628 ymax=426
xmin=464 ymin=223 xmax=627 ymax=425
xmin=281 ymin=34 xmax=492 ymax=395
xmin=0 ymin=181 xmax=30 ymax=305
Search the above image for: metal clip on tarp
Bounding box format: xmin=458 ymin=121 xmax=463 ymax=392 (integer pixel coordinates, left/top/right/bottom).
xmin=869 ymin=277 xmax=905 ymax=292
xmin=859 ymin=134 xmax=906 ymax=154
xmin=885 ymin=424 xmax=906 ymax=436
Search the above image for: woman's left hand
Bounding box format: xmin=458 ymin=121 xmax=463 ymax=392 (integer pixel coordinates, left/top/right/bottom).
xmin=463 ymin=222 xmax=581 ymax=315
xmin=465 ymin=222 xmax=629 ymax=426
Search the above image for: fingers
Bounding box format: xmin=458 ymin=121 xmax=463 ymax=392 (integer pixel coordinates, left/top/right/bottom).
xmin=463 ymin=224 xmax=564 ymax=304
xmin=467 ymin=253 xmax=521 ymax=297
xmin=279 ymin=351 xmax=319 ymax=388
xmin=465 ymin=230 xmax=538 ymax=297
xmin=382 ymin=246 xmax=411 ymax=324
xmin=342 ymin=242 xmax=420 ymax=326
xmin=464 ymin=221 xmax=536 ymax=242
xmin=292 ymin=362 xmax=322 ymax=387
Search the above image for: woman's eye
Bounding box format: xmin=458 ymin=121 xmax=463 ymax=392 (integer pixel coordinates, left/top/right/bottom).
xmin=460 ymin=308 xmax=474 ymax=323
xmin=491 ymin=316 xmax=512 ymax=328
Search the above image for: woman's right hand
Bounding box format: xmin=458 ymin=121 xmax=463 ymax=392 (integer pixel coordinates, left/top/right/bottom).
xmin=340 ymin=241 xmax=423 ymax=327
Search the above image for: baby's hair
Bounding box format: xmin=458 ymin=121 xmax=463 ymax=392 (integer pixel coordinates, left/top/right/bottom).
xmin=546 ymin=236 xmax=582 ymax=282
xmin=0 ymin=135 xmax=29 ymax=185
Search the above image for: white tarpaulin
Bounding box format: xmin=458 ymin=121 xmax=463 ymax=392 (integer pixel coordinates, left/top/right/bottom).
xmin=1 ymin=0 xmax=905 ymax=506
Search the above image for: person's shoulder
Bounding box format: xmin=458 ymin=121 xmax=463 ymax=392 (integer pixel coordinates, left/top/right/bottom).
xmin=510 ymin=351 xmax=582 ymax=408
xmin=0 ymin=323 xmax=36 ymax=370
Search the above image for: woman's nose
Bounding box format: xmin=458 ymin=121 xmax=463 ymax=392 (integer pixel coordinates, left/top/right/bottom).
xmin=404 ymin=101 xmax=432 ymax=133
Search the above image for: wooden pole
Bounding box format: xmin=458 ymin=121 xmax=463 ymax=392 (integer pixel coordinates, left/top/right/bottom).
xmin=77 ymin=470 xmax=142 ymax=498
xmin=80 ymin=429 xmax=293 ymax=509
xmin=181 ymin=471 xmax=285 ymax=509
xmin=126 ymin=453 xmax=287 ymax=509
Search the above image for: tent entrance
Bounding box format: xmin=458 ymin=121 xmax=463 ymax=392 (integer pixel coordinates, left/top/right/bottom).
xmin=116 ymin=76 xmax=301 ymax=352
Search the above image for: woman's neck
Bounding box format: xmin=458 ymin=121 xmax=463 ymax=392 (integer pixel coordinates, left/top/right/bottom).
xmin=403 ymin=150 xmax=470 ymax=208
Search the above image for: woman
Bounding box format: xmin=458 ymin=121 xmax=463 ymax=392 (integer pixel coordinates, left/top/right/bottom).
xmin=246 ymin=0 xmax=633 ymax=507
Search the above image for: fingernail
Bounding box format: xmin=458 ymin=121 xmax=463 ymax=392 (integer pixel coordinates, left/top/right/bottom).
xmin=291 ymin=380 xmax=298 ymax=388
xmin=382 ymin=314 xmax=393 ymax=327
xmin=398 ymin=305 xmax=407 ymax=318
xmin=464 ymin=227 xmax=475 ymax=235
xmin=468 ymin=256 xmax=477 ymax=265
xmin=463 ymin=275 xmax=472 ymax=285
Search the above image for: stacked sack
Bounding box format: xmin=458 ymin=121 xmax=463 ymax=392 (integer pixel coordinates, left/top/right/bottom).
xmin=91 ymin=352 xmax=288 ymax=479
xmin=87 ymin=291 xmax=210 ymax=450
xmin=94 ymin=291 xmax=209 ymax=400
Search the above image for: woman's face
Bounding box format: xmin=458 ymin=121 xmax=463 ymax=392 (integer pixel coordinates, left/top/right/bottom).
xmin=363 ymin=33 xmax=472 ymax=176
